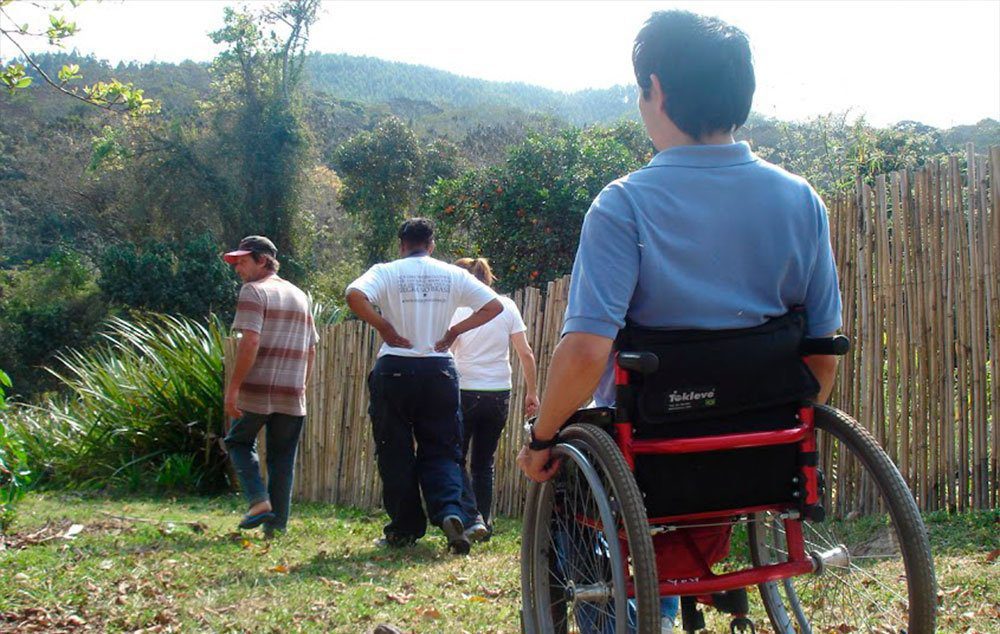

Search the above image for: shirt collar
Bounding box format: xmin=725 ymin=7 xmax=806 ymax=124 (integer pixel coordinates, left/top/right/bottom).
xmin=645 ymin=141 xmax=756 ymax=169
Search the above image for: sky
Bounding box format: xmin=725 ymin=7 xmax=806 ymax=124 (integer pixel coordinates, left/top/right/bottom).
xmin=2 ymin=0 xmax=998 ymax=128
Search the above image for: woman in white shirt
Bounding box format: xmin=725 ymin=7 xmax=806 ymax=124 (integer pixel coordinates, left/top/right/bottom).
xmin=450 ymin=258 xmax=539 ymax=539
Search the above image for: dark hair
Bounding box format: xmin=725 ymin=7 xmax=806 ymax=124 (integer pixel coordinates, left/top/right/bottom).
xmin=632 ymin=10 xmax=755 ymax=139
xmin=398 ymin=217 xmax=434 ymax=248
xmin=251 ymin=252 xmax=280 ymax=272
xmin=455 ymin=257 xmax=495 ymax=286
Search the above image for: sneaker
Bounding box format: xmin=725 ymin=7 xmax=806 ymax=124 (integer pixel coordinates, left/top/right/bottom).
xmin=375 ymin=533 xmax=418 ymax=548
xmin=464 ymin=521 xmax=490 ymax=543
xmin=661 ymin=617 xmax=674 ymax=634
xmin=441 ymin=515 xmax=470 ymax=555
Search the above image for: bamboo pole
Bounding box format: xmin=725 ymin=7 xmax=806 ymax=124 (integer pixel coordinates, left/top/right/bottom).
xmin=891 ymin=172 xmax=911 ymax=486
xmin=966 ymin=147 xmax=989 ymax=510
xmin=988 ymin=146 xmax=1000 ymax=508
xmin=912 ymin=167 xmax=931 ymax=509
xmin=951 ymin=155 xmax=971 ymax=511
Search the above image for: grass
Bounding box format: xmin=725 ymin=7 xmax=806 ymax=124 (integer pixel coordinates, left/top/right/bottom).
xmin=1 ymin=493 xmax=997 ymax=633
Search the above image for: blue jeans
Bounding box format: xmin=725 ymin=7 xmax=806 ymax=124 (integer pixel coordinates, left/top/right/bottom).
xmin=552 ymin=527 xmax=680 ymax=632
xmin=224 ymin=411 xmax=304 ymax=531
xmin=459 ymin=389 xmax=510 ymax=526
xmin=368 ymin=355 xmax=467 ymax=540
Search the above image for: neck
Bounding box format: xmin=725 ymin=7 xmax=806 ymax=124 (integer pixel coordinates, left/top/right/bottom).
xmin=248 ymin=270 xmax=274 ymax=283
xmin=650 ymin=124 xmax=736 ymax=152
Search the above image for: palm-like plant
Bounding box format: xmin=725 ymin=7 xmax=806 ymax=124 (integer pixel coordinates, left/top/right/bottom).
xmin=8 ymin=314 xmax=229 ymax=491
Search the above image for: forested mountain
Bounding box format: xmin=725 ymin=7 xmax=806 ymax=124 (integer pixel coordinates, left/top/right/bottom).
xmin=8 ymin=51 xmax=996 ymax=151
xmin=305 ymin=53 xmax=637 ymax=125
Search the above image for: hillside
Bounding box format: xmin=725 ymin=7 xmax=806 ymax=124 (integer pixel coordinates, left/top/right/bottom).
xmin=304 ymin=53 xmax=638 ymax=126
xmin=6 ymin=51 xmax=997 ymax=153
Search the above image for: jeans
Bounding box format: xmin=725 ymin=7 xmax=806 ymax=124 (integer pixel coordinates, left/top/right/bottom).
xmin=459 ymin=389 xmax=510 ymax=525
xmin=224 ymin=411 xmax=304 ymax=531
xmin=552 ymin=527 xmax=679 ymax=633
xmin=368 ymin=355 xmax=467 ymax=540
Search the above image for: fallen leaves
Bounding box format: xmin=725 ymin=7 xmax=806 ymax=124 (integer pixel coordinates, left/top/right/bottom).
xmin=62 ymin=524 xmax=85 ymax=539
xmin=0 ymin=607 xmax=89 ymax=633
xmin=385 ymin=591 xmax=414 ymax=605
xmin=415 ymin=606 xmax=441 ymax=620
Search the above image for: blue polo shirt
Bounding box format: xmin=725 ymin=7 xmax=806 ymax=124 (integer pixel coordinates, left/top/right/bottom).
xmin=563 ymin=142 xmax=843 ymax=404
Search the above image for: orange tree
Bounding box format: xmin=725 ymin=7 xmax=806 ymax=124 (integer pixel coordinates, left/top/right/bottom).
xmin=424 ymin=121 xmax=652 ymax=291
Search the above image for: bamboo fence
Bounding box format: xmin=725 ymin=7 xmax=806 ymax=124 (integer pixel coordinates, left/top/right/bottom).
xmin=225 ymin=146 xmax=999 ymax=516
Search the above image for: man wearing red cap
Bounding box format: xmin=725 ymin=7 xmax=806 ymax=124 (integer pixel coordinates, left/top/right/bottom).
xmin=223 ymin=235 xmax=319 ymax=536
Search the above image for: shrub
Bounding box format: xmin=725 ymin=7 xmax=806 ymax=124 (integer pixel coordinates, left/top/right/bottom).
xmin=98 ymin=233 xmax=238 ymax=320
xmin=7 ymin=313 xmax=229 ymax=492
xmin=0 ymin=370 xmax=32 ymax=532
xmin=0 ymin=251 xmax=108 ymax=396
xmin=156 ymin=453 xmax=200 ymax=492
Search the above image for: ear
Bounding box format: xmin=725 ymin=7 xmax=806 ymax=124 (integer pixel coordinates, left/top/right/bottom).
xmin=648 ymin=74 xmax=666 ymax=110
xmin=427 ymin=240 xmax=436 ymax=255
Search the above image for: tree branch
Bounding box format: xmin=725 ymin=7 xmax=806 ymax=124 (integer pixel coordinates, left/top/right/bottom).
xmin=0 ymin=29 xmax=128 ymax=111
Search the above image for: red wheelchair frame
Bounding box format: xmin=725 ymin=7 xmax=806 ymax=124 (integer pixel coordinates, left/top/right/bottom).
xmin=611 ymin=355 xmax=821 ymax=603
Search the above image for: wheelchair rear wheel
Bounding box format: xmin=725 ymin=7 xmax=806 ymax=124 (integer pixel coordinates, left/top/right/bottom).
xmin=749 ymin=404 xmax=936 ymax=634
xmin=521 ymin=423 xmax=660 ymax=634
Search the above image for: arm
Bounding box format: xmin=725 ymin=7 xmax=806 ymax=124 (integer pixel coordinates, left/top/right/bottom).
xmin=510 ymin=330 xmax=539 ymax=416
xmin=434 ymin=298 xmax=503 ymax=352
xmin=516 ymin=332 xmax=613 ymax=482
xmin=346 ymin=289 xmax=412 ymax=348
xmin=305 ymin=345 xmax=316 ymax=386
xmin=224 ymin=330 xmax=260 ymax=421
xmin=804 ymin=333 xmax=838 ymax=403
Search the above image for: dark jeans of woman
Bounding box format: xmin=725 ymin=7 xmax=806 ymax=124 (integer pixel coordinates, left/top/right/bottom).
xmin=460 ymin=389 xmax=511 ymax=526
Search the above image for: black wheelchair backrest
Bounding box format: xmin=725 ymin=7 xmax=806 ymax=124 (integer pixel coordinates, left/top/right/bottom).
xmin=615 ymin=310 xmax=821 ymax=425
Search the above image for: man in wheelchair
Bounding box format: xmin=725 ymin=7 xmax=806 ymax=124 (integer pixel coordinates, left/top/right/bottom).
xmin=518 ymin=9 xmax=934 ymax=634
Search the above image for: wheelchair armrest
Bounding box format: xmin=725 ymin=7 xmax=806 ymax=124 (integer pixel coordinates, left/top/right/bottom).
xmin=617 ymin=351 xmax=660 ymax=374
xmin=800 ymin=335 xmax=850 ymax=356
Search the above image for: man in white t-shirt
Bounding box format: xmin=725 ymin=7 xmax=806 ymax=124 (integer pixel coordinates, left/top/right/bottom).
xmin=346 ymin=218 xmax=502 ymax=554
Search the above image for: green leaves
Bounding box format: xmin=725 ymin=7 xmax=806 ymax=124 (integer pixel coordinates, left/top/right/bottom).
xmin=1 ymin=63 xmax=32 ymax=93
xmin=0 ymin=369 xmax=11 ymax=409
xmin=81 ymin=79 xmax=157 ymax=114
xmin=6 ymin=312 xmax=229 ymax=492
xmin=57 ymin=63 xmax=82 ymax=84
xmin=46 ymin=14 xmax=78 ymax=45
xmin=335 ymin=116 xmax=425 ymax=265
xmin=423 ymin=122 xmax=651 ymax=290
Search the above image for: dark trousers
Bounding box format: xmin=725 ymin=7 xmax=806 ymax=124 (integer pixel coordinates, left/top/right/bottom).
xmin=368 ymin=355 xmax=467 ymax=539
xmin=460 ymin=389 xmax=511 ymax=525
xmin=224 ymin=411 xmax=304 ymax=531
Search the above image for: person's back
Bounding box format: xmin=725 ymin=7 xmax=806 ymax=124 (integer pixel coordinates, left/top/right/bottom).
xmin=452 ymin=295 xmax=524 ymax=388
xmin=236 ymin=275 xmax=316 ymax=416
xmin=570 ymin=144 xmax=840 ymax=335
xmin=355 ymin=255 xmax=493 ymax=358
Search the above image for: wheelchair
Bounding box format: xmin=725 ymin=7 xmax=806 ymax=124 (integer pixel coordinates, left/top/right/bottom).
xmin=520 ymin=311 xmax=936 ymax=634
